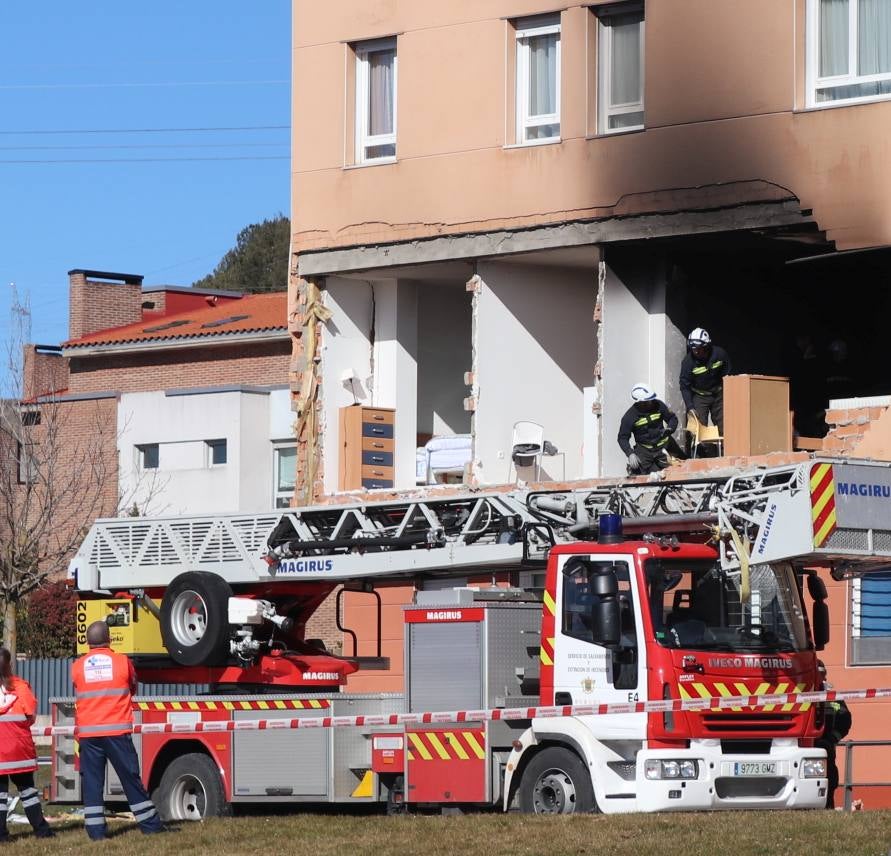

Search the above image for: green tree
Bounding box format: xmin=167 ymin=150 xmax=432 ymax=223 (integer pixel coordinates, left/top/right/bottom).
xmin=193 ymin=215 xmax=290 ymax=292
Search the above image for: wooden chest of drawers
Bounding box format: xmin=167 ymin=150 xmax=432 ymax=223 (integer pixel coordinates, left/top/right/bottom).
xmin=338 ymin=406 xmax=395 ymax=490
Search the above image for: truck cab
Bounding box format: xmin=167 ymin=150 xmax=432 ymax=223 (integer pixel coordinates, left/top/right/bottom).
xmin=504 ymin=535 xmax=829 ymax=812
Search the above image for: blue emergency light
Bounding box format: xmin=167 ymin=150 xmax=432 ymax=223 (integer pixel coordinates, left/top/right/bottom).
xmin=598 ymin=513 xmax=623 ymax=544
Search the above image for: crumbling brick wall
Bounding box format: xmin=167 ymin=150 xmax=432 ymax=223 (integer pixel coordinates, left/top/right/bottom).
xmin=823 ymin=406 xmax=890 ymax=455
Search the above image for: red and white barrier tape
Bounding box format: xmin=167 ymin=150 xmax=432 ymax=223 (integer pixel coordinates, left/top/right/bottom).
xmin=30 ymin=686 xmax=891 ymax=738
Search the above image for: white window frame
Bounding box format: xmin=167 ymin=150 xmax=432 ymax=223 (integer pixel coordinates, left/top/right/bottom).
xmin=205 ymin=438 xmax=227 ymax=468
xmin=807 ymin=0 xmax=891 ymax=108
xmin=355 ymin=37 xmax=397 ymax=164
xmin=137 ymin=443 xmax=159 ymax=471
xmin=17 ymin=441 xmax=37 ymax=485
xmin=273 ymin=443 xmax=297 ymax=508
xmin=597 ymin=5 xmax=645 ymax=134
xmin=515 ymin=17 xmax=562 ymax=145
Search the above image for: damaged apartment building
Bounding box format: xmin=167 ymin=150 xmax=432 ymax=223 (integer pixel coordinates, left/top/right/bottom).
xmin=289 ymin=0 xmax=891 ymax=495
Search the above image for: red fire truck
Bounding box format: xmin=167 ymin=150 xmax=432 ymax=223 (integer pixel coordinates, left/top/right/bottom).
xmin=52 ymin=459 xmax=891 ymax=817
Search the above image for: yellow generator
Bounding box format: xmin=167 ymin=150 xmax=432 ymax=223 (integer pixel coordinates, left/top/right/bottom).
xmin=76 ymin=598 xmax=165 ymax=656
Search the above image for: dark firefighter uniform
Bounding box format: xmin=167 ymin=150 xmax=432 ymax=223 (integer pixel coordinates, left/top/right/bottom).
xmin=618 ymin=400 xmax=681 ymax=474
xmin=816 ymin=699 xmax=852 ymax=809
xmin=680 ymin=344 xmax=731 ymax=433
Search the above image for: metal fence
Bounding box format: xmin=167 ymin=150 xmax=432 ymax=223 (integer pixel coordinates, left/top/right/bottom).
xmin=15 ymin=658 xmax=208 ymax=715
xmin=840 ymin=739 xmax=891 ymax=811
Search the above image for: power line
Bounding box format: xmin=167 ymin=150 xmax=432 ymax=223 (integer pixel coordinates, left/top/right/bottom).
xmin=0 ymin=155 xmax=289 ymax=164
xmin=0 ymin=142 xmax=288 ymax=151
xmin=0 ymin=125 xmax=288 ymax=136
xmin=0 ymin=79 xmax=289 ymax=91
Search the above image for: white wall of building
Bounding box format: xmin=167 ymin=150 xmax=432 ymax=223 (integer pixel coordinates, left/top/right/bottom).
xmin=321 ymin=277 xmax=421 ymax=492
xmin=601 ymin=254 xmax=685 ymax=478
xmin=118 ymin=387 xmax=290 ymax=515
xmin=417 ymin=284 xmax=472 ymax=436
xmin=473 ymin=261 xmax=594 ymax=486
xmin=372 ymin=280 xmax=418 ymax=490
xmin=320 ymin=277 xmax=374 ymax=494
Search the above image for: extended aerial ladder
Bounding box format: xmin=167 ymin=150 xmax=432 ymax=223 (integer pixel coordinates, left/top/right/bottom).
xmin=71 ymin=457 xmax=891 ymax=588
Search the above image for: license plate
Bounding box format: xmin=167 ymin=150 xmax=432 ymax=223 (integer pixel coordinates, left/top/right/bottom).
xmin=733 ymin=761 xmax=777 ymax=776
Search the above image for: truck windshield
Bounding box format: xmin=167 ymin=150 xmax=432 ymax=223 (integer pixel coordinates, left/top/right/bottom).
xmin=645 ymin=559 xmax=809 ymax=652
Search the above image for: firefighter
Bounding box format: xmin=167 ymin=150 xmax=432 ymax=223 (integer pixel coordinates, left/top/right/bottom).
xmin=0 ymin=648 xmax=54 ymax=843
xmin=680 ymin=328 xmax=732 ymax=434
xmin=72 ymin=622 xmax=164 ymax=840
xmin=816 ymin=662 xmax=852 ymax=809
xmin=618 ymin=383 xmax=685 ymax=474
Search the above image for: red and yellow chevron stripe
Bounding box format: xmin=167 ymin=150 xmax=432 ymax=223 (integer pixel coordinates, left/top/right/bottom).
xmin=540 ymin=589 xmax=556 ymax=667
xmin=810 ymin=462 xmax=837 ymax=547
xmin=406 ymin=730 xmax=485 ymax=762
xmin=136 ymin=698 xmax=330 ymax=712
xmin=678 ymin=681 xmax=812 ymax=712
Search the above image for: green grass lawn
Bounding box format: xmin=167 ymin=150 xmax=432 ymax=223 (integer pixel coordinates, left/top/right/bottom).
xmin=5 ymin=811 xmax=891 ymax=856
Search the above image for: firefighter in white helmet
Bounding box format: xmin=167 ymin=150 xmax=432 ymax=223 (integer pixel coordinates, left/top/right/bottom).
xmin=618 ymin=384 xmax=685 ymax=474
xmin=680 ymin=328 xmax=732 ymax=434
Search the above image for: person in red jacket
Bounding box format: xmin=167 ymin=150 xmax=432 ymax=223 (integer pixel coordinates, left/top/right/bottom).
xmin=72 ymin=621 xmax=163 ymax=841
xmin=0 ymin=647 xmax=54 ymax=842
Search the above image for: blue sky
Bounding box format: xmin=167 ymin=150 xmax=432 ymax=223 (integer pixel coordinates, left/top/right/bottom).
xmin=0 ymin=2 xmax=290 ymax=346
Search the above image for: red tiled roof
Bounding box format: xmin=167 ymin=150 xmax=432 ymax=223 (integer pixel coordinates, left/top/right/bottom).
xmin=63 ymin=292 xmax=287 ymax=349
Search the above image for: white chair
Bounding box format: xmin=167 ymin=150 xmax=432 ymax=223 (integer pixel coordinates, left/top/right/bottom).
xmin=509 ymin=421 xmax=544 ymax=483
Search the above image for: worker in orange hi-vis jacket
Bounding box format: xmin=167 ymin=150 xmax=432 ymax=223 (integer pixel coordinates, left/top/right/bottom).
xmin=0 ymin=647 xmax=54 ymax=842
xmin=72 ymin=621 xmax=165 ymax=841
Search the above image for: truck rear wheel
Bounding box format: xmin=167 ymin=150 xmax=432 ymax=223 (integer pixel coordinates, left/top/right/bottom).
xmin=160 ymin=571 xmax=233 ymax=666
xmin=519 ymin=747 xmax=596 ymax=814
xmin=153 ymin=753 xmax=230 ymax=822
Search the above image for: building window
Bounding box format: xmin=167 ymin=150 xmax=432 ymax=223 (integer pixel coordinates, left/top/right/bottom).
xmin=355 ymin=38 xmax=397 ymax=163
xmin=515 ymin=15 xmax=561 ymax=144
xmin=809 ymin=0 xmax=891 ymax=106
xmin=851 ymin=573 xmax=891 ymax=664
xmin=597 ymin=3 xmax=645 ymax=133
xmin=274 ymin=445 xmax=297 ymax=508
xmin=137 ymin=443 xmax=159 ymax=470
xmin=206 ymin=439 xmax=227 ymax=467
xmin=17 ymin=442 xmax=37 ymax=485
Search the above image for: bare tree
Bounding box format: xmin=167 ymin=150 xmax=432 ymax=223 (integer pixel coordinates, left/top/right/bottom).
xmin=0 ymin=288 xmax=119 ymax=655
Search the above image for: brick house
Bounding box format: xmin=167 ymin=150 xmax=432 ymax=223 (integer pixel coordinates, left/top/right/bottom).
xmin=17 ymin=270 xmax=338 ymax=646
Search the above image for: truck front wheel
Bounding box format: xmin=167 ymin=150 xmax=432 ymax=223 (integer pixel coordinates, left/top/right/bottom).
xmin=152 ymin=753 xmax=231 ymax=822
xmin=518 ymin=747 xmax=596 ymax=814
xmin=160 ymin=571 xmax=233 ymax=666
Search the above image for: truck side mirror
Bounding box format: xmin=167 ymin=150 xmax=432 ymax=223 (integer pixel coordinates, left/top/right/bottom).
xmin=812 ymin=600 xmax=830 ymax=651
xmin=807 ymin=573 xmax=828 ymax=601
xmin=805 ymin=572 xmax=829 ymax=650
xmin=590 ymin=570 xmax=621 ymax=648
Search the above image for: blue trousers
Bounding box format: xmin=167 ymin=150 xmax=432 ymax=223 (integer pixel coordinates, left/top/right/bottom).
xmin=79 ymin=735 xmax=162 ymax=840
xmin=0 ymin=772 xmax=53 ymax=839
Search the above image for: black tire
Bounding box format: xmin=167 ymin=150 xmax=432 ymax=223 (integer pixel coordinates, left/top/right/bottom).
xmin=152 ymin=753 xmax=231 ymax=822
xmin=160 ymin=571 xmax=233 ymax=666
xmin=518 ymin=747 xmax=596 ymax=814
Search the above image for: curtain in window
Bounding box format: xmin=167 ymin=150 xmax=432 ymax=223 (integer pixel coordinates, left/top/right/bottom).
xmin=368 ymin=49 xmax=394 ymax=136
xmin=610 ymin=14 xmax=642 ymax=106
xmin=820 ymin=0 xmax=849 ymax=77
xmin=528 ymin=33 xmax=557 ymax=117
xmin=277 ymin=447 xmax=297 ymax=492
xmin=859 ymin=0 xmax=891 ymax=75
